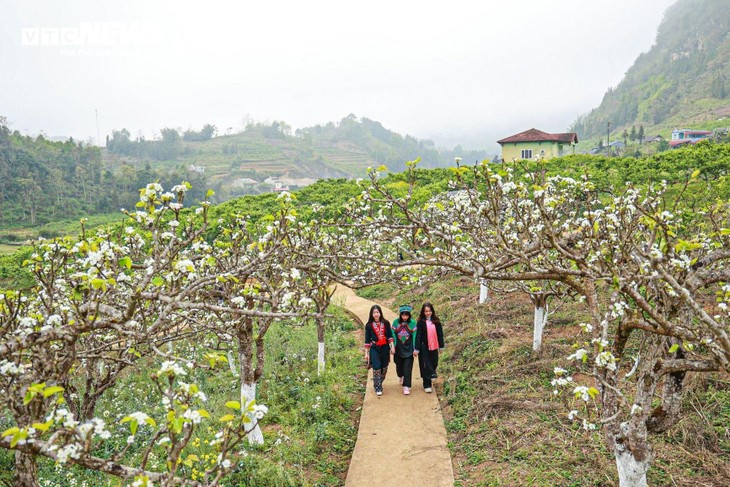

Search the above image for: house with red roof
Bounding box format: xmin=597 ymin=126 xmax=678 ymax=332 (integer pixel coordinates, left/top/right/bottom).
xmin=669 ymin=128 xmax=712 ymax=147
xmin=497 ymin=128 xmax=578 ymax=162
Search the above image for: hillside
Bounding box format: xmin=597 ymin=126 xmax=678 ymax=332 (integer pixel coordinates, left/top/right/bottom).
xmin=104 ymin=115 xmax=490 ymax=197
xmin=571 ymin=0 xmax=730 ymax=141
xmin=0 ymin=124 xmax=208 ymax=232
xmin=1 ymin=144 xmax=729 ymax=485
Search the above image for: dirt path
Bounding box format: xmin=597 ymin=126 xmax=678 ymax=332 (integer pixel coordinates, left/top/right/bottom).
xmin=333 ymin=285 xmax=455 ymax=487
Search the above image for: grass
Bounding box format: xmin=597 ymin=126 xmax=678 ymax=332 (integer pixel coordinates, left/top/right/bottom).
xmin=0 ymin=243 xmax=21 ymax=254
xmin=356 ymin=276 xmax=730 ymax=486
xmin=0 ymin=307 xmax=364 ymax=487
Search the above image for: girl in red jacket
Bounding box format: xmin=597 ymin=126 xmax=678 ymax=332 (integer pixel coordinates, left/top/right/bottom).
xmin=364 ymin=304 xmax=394 ymax=396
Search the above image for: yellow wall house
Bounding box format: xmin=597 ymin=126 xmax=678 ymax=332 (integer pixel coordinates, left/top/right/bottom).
xmin=497 ymin=128 xmax=578 ymax=162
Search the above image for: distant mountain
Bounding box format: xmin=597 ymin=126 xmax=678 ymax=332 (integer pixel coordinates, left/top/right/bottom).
xmin=104 ymin=115 xmax=491 ymax=193
xmin=571 ymin=0 xmax=730 ymax=140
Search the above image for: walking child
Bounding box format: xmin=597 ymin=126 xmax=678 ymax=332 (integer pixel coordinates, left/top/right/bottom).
xmin=364 ymin=304 xmax=394 ymax=396
xmin=392 ymin=305 xmax=418 ymax=395
xmin=415 ymin=302 xmax=445 ymax=393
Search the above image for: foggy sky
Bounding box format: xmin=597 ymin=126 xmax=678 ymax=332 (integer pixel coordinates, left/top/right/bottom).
xmin=1 ymin=0 xmax=677 ymax=150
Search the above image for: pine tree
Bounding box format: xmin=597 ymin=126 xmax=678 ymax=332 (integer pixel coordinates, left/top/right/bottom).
xmin=630 ymin=125 xmax=637 ymax=141
xmin=638 ymin=125 xmax=645 ymax=144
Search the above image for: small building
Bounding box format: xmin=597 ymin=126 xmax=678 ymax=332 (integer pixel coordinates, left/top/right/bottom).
xmin=670 ymin=128 xmax=711 ymax=147
xmin=232 ymin=178 xmax=258 ymax=187
xmin=497 ymin=128 xmax=578 ymax=161
xmin=645 ymin=135 xmax=664 ymax=143
xmin=188 ymin=164 xmax=205 ymax=174
xmin=272 ymin=181 xmax=290 ymax=192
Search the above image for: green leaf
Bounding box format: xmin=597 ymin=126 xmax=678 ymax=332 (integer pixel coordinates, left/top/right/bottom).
xmin=42 ymin=386 xmax=64 ymax=398
xmin=119 ymin=256 xmax=132 ymax=269
xmin=668 ymin=344 xmax=679 ymax=353
xmin=91 ymin=278 xmax=107 ymax=291
xmin=588 ymin=387 xmax=599 ymax=398
xmin=32 ymin=421 xmax=53 ymax=432
xmin=197 ymin=409 xmax=210 ymax=419
xmin=691 ymin=169 xmax=700 ymax=179
xmin=173 ymin=417 xmax=184 ymax=434
xmin=206 ymin=189 xmax=215 ymax=198
xmin=23 ymin=391 xmax=36 ymax=405
xmin=10 ymin=430 xmax=27 ymax=448
xmin=675 ymin=239 xmax=702 ymax=252
xmin=218 ymin=414 xmax=236 ymax=422
xmin=130 ymin=419 xmax=138 ymax=435
xmin=144 ymin=417 xmax=157 ymax=428
xmin=152 ymin=276 xmax=165 ymax=286
xmin=225 ymin=401 xmax=241 ymax=410
xmin=2 ymin=427 xmax=19 ymax=438
xmin=376 ymin=165 xmax=388 ymax=172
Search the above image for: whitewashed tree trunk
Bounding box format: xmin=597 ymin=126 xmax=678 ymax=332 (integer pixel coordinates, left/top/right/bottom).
xmin=479 ymin=281 xmax=489 ymax=304
xmin=614 ymin=446 xmax=649 ymax=487
xmin=532 ymin=299 xmax=548 ymax=351
xmin=316 ymin=315 xmax=326 ymax=376
xmin=241 ymin=382 xmax=264 ymax=445
xmin=227 ymin=350 xmax=239 ymax=377
xmin=317 ymin=341 xmax=325 ymax=376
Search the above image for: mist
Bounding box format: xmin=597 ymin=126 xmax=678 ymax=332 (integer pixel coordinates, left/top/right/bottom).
xmin=1 ymin=0 xmax=676 ymax=150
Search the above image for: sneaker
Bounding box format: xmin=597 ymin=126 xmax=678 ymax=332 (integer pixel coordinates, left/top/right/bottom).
xmin=399 ymin=377 xmax=403 ymax=385
xmin=376 ymin=391 xmax=383 ymax=396
xmin=403 ymin=387 xmax=410 ymax=395
xmin=425 ymin=387 xmax=432 ymax=393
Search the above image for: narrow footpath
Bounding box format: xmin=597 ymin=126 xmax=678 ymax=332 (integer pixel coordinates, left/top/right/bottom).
xmin=333 ymin=285 xmax=455 ymax=487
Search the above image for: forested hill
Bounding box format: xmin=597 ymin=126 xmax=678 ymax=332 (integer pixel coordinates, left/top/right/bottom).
xmin=0 ymin=124 xmax=207 ymax=229
xmin=571 ymin=0 xmax=730 ymax=140
xmin=104 ymin=115 xmax=490 ymax=186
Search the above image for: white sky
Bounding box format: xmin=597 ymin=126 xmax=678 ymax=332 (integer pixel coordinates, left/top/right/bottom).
xmin=0 ymin=0 xmax=677 ymax=150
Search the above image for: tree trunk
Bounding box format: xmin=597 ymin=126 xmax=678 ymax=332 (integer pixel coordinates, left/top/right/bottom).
xmin=237 ymin=316 xmax=263 ymax=445
xmin=15 ymin=451 xmax=40 ymax=487
xmin=479 ymin=281 xmax=489 ymax=304
xmin=317 ymin=317 xmax=325 ymax=376
xmin=227 ymin=350 xmax=238 ymax=377
xmin=241 ymin=382 xmax=263 ymax=445
xmin=614 ymin=441 xmax=649 ymax=487
xmin=532 ymin=295 xmax=547 ymax=351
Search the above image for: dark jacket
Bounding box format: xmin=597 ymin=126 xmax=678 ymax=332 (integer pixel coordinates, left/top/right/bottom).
xmin=415 ymin=318 xmax=444 ymax=352
xmin=364 ymin=319 xmax=393 ymax=349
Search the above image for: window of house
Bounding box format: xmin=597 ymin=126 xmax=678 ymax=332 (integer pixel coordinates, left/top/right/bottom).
xmin=521 ymin=149 xmax=533 ymax=159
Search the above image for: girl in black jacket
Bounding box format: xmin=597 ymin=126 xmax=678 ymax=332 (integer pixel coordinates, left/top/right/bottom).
xmin=364 ymin=304 xmax=394 ymax=396
xmin=415 ymin=302 xmax=445 ymax=392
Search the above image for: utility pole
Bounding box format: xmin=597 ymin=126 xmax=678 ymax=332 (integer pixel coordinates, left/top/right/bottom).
xmin=607 ymin=121 xmax=611 ymax=157
xmin=95 ymin=109 xmax=101 ymax=147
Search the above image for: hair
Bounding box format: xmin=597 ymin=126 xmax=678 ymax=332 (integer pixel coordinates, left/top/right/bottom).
xmin=367 ymin=304 xmax=389 ymax=326
xmin=418 ymin=302 xmax=441 ymax=325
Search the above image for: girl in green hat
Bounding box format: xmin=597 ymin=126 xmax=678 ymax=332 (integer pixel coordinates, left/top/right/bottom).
xmin=392 ymin=305 xmax=418 ymax=395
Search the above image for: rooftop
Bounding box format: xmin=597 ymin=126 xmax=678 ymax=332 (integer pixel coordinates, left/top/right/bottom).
xmin=498 ymin=128 xmax=578 ymax=145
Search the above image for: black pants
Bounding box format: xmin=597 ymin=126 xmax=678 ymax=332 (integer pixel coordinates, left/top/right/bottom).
xmin=394 ymin=355 xmax=414 ymax=388
xmin=369 ymin=345 xmax=390 ymax=393
xmin=418 ymin=349 xmax=439 ymax=388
